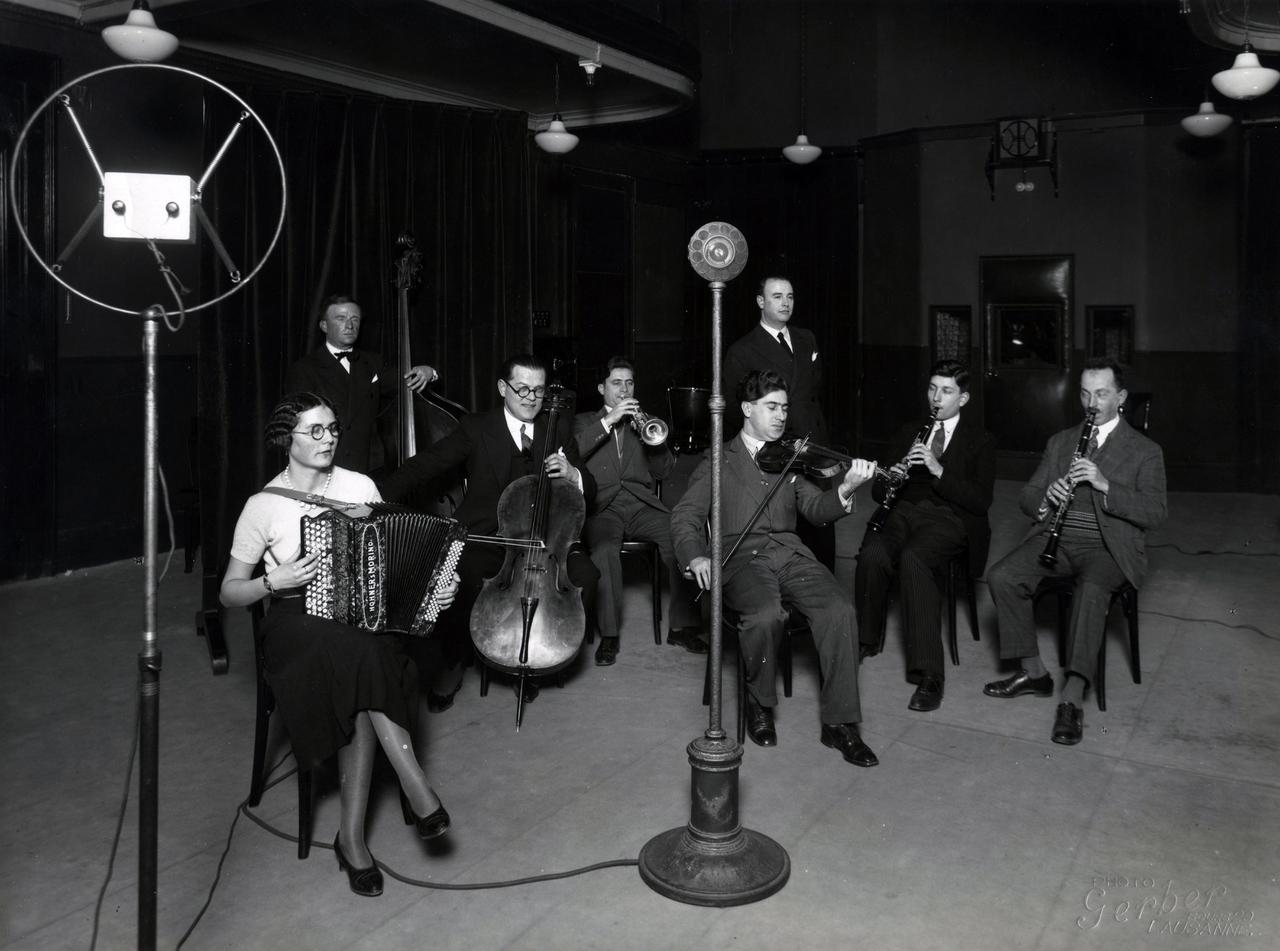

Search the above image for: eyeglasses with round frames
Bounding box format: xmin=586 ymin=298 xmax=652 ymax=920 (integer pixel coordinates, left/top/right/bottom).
xmin=292 ymin=422 xmax=342 ymax=440
xmin=506 ymin=383 xmax=547 ymax=400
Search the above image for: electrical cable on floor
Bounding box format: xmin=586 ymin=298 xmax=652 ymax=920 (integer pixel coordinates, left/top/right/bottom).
xmin=178 ymin=756 xmax=638 ymax=947
xmin=89 ymin=688 xmax=140 ymax=951
xmin=1149 ymin=543 xmax=1280 ymax=557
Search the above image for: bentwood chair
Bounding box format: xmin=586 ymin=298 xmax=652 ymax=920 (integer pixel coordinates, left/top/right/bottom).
xmin=1034 ymin=578 xmax=1140 ymax=712
xmin=870 ymin=542 xmax=981 ymax=666
xmin=249 ymin=595 xmax=313 ymax=859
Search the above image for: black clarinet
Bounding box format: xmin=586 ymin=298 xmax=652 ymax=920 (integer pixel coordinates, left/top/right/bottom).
xmin=1038 ymin=408 xmax=1098 ymax=567
xmin=867 ymin=408 xmax=938 ymax=534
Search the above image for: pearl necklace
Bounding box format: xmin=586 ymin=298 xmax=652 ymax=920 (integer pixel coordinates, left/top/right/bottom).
xmin=281 ymin=467 xmax=332 ymax=508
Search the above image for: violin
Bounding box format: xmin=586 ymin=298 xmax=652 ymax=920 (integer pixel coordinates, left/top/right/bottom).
xmin=756 ymin=435 xmax=896 ymax=483
xmin=468 ymin=386 xmax=586 ymax=728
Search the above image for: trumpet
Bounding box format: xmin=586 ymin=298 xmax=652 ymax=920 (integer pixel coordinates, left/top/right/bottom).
xmin=629 ymin=408 xmax=669 ymax=447
xmin=1038 ymin=408 xmax=1098 ymax=567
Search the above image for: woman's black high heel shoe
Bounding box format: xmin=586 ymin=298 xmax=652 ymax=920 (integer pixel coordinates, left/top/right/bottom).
xmin=414 ymin=803 xmax=451 ymax=841
xmin=334 ymin=834 xmax=384 ymax=897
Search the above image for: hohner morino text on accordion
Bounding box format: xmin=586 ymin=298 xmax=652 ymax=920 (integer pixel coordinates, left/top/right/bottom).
xmin=300 ymin=507 xmax=466 ymax=637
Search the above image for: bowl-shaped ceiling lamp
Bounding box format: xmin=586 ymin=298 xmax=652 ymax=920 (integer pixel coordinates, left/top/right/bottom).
xmin=102 ymin=0 xmax=179 ymax=63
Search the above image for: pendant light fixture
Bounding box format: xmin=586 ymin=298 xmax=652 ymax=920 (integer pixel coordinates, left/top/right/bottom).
xmin=782 ymin=6 xmax=822 ymax=165
xmin=1211 ymin=0 xmax=1279 ymax=100
xmin=1181 ymin=99 xmax=1234 ymax=137
xmin=535 ymin=61 xmax=579 ymax=155
xmin=101 ymin=0 xmax=179 ymax=63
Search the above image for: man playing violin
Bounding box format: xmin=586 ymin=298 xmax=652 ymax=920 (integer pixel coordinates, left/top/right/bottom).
xmin=983 ymin=358 xmax=1165 ymax=745
xmin=381 ymin=353 xmax=598 ymax=707
xmin=574 ymin=357 xmax=704 ymax=666
xmin=285 ymin=294 xmax=438 ymax=475
xmin=671 ymin=369 xmax=880 ymax=767
xmin=855 ymin=360 xmax=996 ymax=713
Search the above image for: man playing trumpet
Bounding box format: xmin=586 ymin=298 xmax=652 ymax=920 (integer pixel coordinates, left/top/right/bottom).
xmin=574 ymin=357 xmax=703 ymax=665
xmin=984 ymin=358 xmax=1166 ymax=745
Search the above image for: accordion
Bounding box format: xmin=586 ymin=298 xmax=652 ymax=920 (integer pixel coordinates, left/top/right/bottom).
xmin=300 ymin=506 xmax=467 ymax=637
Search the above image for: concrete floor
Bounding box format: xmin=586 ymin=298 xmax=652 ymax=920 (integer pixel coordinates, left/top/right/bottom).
xmin=2 ymin=483 xmax=1278 ymax=951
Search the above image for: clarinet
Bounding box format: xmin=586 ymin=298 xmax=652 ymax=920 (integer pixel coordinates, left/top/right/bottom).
xmin=867 ymin=408 xmax=938 ymax=534
xmin=1038 ymin=408 xmax=1099 ymax=567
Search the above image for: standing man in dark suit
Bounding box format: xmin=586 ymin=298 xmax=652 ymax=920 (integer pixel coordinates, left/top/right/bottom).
xmin=984 ymin=357 xmax=1166 ymax=745
xmin=574 ymin=357 xmax=703 ymax=666
xmin=381 ymin=353 xmax=598 ymax=706
xmin=671 ymin=369 xmax=880 ymax=767
xmin=855 ymin=360 xmax=996 ymax=712
xmin=285 ymin=294 xmax=437 ymax=474
xmin=723 ymin=275 xmax=827 ymax=444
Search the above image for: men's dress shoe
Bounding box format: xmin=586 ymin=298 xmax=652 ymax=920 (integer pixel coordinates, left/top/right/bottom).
xmin=594 ymin=637 xmax=619 ymax=666
xmin=334 ymin=835 xmax=383 ymax=897
xmin=414 ymin=803 xmax=451 ymax=841
xmin=744 ymin=697 xmax=777 ymax=747
xmin=983 ymin=670 xmax=1054 ymax=699
xmin=666 ymin=628 xmax=709 ymax=654
xmin=1052 ymin=702 xmax=1084 ymax=746
xmin=908 ymin=676 xmax=943 ymax=712
xmin=858 ymin=643 xmax=880 ymax=662
xmin=820 ymin=723 xmax=879 ymax=767
xmin=513 ymin=679 xmax=539 ymax=704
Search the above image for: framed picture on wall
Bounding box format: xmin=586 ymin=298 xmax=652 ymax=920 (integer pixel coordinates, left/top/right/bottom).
xmin=930 ymin=305 xmax=972 ymax=363
xmin=1086 ymin=305 xmax=1134 ymax=364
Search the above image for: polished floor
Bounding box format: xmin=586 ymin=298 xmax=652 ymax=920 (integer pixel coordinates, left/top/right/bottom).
xmin=2 ymin=483 xmax=1278 ymax=951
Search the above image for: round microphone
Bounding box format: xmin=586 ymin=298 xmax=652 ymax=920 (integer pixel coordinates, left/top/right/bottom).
xmin=687 ymin=221 xmax=748 ymax=283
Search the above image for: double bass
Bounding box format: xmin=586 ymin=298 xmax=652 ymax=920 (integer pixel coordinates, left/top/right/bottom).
xmin=393 ymin=232 xmax=467 ymax=515
xmin=468 ymin=386 xmax=587 ymax=728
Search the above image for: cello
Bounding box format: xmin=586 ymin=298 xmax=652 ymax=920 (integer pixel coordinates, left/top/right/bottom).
xmin=393 ymin=232 xmax=467 ymax=515
xmin=468 ymin=385 xmax=586 ymax=728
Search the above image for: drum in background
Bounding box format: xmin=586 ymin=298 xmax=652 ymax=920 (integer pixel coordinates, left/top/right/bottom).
xmin=666 ymin=386 xmax=712 ymax=454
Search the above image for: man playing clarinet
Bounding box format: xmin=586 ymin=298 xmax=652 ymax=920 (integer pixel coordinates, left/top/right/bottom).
xmin=983 ymin=357 xmax=1166 ymax=745
xmin=855 ymin=360 xmax=996 ymax=713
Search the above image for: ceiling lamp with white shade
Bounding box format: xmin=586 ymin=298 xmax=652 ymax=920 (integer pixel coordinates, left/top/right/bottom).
xmin=1181 ymin=99 xmax=1234 ymax=136
xmin=782 ymin=6 xmax=822 ymax=165
xmin=535 ymin=61 xmax=579 ymax=155
xmin=101 ymin=0 xmax=179 ymax=63
xmin=1210 ymin=0 xmax=1279 ymax=100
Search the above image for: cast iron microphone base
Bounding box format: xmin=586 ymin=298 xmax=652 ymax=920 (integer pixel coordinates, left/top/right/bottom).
xmin=638 ymin=733 xmax=790 ymax=906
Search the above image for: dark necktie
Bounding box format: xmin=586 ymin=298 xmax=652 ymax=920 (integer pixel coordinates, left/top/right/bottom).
xmin=1086 ymin=430 xmax=1099 ymax=458
xmin=777 ymin=331 xmax=792 ymax=355
xmin=520 ymin=424 xmax=532 ymax=453
xmin=930 ymin=422 xmax=946 ymax=458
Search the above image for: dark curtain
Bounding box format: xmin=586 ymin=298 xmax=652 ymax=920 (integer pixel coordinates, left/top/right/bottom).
xmin=197 ymin=89 xmax=531 ymax=597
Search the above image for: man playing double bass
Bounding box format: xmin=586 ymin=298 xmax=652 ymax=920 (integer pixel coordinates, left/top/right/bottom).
xmin=285 ymin=294 xmax=438 ymax=475
xmin=381 ymin=353 xmax=598 ymax=707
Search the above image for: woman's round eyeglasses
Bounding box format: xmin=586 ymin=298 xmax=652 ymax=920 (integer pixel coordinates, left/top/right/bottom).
xmin=293 ymin=422 xmax=342 ymax=440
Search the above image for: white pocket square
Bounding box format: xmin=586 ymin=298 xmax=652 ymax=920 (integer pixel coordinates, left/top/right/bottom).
xmin=810 ymin=351 xmax=819 ymax=362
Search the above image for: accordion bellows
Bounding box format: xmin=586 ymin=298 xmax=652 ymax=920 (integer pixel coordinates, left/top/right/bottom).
xmin=301 ymin=506 xmax=466 ymax=637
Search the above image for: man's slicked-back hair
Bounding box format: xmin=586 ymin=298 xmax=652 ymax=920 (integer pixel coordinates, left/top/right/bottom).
xmin=265 ymin=392 xmax=336 ymax=450
xmin=599 ymin=355 xmax=635 ymax=383
xmin=1082 ymin=355 xmax=1126 ymax=391
xmin=756 ymin=274 xmax=792 ymax=298
xmin=736 ymin=368 xmax=790 ymax=404
xmin=500 ymin=352 xmax=547 ymax=382
xmin=930 ymin=359 xmax=971 ymax=393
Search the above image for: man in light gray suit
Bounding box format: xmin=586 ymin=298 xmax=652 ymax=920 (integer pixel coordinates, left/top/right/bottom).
xmin=984 ymin=357 xmax=1167 ymax=745
xmin=671 ymin=369 xmax=879 ymax=767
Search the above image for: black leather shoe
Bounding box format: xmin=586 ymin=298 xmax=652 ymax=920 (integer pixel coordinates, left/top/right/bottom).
xmin=594 ymin=637 xmax=619 ymax=666
xmin=744 ymin=696 xmax=777 ymax=747
xmin=858 ymin=642 xmax=880 ymax=662
xmin=1052 ymin=702 xmax=1084 ymax=745
xmin=666 ymin=627 xmax=709 ymax=654
xmin=513 ymin=679 xmax=539 ymax=704
xmin=908 ymin=676 xmax=943 ymax=712
xmin=334 ymin=835 xmax=383 ymax=897
xmin=983 ymin=670 xmax=1054 ymax=699
xmin=414 ymin=803 xmax=451 ymax=841
xmin=820 ymin=723 xmax=879 ymax=767
xmin=426 ymin=682 xmax=462 ymax=713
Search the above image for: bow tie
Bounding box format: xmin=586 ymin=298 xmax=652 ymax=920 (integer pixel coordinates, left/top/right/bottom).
xmin=334 ymin=351 xmax=353 ymax=362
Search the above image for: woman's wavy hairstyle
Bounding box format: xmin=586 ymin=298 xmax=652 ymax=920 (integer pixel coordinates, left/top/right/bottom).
xmin=264 ymin=392 xmax=336 ymax=450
